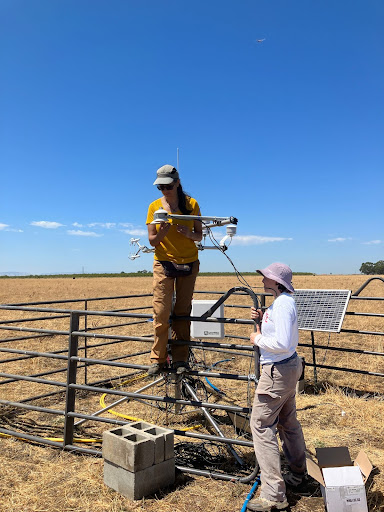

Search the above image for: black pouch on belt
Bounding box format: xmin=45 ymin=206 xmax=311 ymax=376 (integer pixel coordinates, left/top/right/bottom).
xmin=159 ymin=261 xmax=194 ymax=278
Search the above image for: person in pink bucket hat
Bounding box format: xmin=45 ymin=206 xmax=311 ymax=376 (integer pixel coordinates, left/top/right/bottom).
xmin=246 ymin=262 xmax=307 ymax=512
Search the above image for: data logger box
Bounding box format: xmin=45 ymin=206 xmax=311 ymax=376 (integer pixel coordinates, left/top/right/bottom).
xmin=191 ymin=300 xmax=224 ymax=339
xmin=306 ymin=447 xmax=372 ymax=512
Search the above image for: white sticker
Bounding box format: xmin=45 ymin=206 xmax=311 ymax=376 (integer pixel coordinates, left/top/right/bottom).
xmin=345 ymin=497 xmax=362 ymax=504
xmin=346 ymin=486 xmax=362 ymax=495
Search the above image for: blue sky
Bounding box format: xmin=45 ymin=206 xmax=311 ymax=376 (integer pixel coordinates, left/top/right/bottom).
xmin=1 ymin=0 xmax=383 ymax=275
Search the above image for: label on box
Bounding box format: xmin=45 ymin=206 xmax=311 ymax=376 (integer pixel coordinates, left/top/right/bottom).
xmin=345 ymin=496 xmax=362 ymax=504
xmin=346 ymin=486 xmax=362 ymax=495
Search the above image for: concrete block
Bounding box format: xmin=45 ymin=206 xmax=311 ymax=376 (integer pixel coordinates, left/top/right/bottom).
xmin=102 ymin=428 xmax=154 ymax=471
xmin=126 ymin=421 xmax=174 ymax=462
xmin=104 ymin=458 xmax=175 ymax=500
xmin=126 ymin=421 xmax=153 ymax=430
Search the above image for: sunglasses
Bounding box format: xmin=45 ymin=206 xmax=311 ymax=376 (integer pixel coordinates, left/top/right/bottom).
xmin=157 ymin=183 xmax=176 ymax=191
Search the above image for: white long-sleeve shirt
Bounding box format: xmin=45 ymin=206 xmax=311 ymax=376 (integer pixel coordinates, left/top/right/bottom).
xmin=253 ymin=292 xmax=299 ymax=365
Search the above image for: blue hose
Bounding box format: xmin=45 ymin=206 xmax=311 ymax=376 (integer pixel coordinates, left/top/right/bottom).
xmin=205 ymin=359 xmax=231 ymax=394
xmin=205 ymin=376 xmax=223 ymax=394
xmin=240 ymin=477 xmax=260 ymax=512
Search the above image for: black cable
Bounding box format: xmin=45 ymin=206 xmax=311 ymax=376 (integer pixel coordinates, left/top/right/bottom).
xmin=321 ymin=332 xmax=332 ymax=365
xmin=201 ymin=222 xmax=262 ymax=406
xmin=174 ymin=441 xmax=227 ymax=468
xmin=202 ymin=223 xmax=260 ymax=291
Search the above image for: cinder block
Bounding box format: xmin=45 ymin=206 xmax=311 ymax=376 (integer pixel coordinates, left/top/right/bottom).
xmin=145 ymin=426 xmax=174 ymax=462
xmin=126 ymin=421 xmax=153 ymax=430
xmin=126 ymin=421 xmax=174 ymax=462
xmin=102 ymin=428 xmax=154 ymax=471
xmin=104 ymin=458 xmax=175 ymax=500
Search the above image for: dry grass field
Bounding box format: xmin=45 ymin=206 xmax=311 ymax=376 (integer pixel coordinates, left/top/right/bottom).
xmin=0 ymin=274 xmax=383 ymax=512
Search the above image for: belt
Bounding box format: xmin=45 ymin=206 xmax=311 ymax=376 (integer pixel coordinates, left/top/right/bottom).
xmin=261 ymin=352 xmax=298 ymax=366
xmin=273 ymin=352 xmax=298 ymax=365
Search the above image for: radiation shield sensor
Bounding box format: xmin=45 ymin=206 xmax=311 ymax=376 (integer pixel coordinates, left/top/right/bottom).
xmin=197 ymin=223 xmax=237 ymax=251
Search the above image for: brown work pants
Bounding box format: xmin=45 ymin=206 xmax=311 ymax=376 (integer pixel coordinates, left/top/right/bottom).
xmin=250 ymin=356 xmax=306 ymax=502
xmin=151 ymin=260 xmax=199 ymax=364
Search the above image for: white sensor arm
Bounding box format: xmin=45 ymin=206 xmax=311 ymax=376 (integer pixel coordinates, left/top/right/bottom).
xmin=129 ymin=210 xmax=238 ymax=260
xmin=151 ymin=208 xmax=238 ymax=228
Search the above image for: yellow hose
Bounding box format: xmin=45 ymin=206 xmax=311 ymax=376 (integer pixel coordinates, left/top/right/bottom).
xmin=2 ymin=371 xmax=203 ymax=445
xmin=100 ymin=373 xmax=203 ymax=432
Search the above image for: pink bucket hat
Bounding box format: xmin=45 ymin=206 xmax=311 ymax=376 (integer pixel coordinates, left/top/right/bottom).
xmin=256 ymin=262 xmax=295 ymax=293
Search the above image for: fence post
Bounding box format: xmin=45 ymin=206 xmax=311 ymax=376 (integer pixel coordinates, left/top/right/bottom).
xmin=64 ymin=312 xmax=80 ymax=447
xmin=310 ymin=330 xmax=318 ymax=384
xmin=84 ymin=300 xmax=88 ymax=385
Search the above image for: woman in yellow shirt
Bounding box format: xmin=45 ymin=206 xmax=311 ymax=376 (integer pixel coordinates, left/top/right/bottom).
xmin=146 ymin=165 xmax=202 ymax=375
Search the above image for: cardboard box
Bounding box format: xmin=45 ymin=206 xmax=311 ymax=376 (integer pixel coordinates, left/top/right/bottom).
xmin=307 ymin=447 xmax=372 ymax=512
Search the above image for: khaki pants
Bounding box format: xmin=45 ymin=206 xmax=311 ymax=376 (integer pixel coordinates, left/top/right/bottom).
xmin=250 ymin=356 xmax=306 ymax=502
xmin=151 ymin=260 xmax=199 ymax=363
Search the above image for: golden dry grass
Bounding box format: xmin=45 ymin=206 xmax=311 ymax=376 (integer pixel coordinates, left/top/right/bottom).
xmin=0 ymin=275 xmax=383 ymax=512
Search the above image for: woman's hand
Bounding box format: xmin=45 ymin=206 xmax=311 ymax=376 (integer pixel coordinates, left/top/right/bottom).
xmin=251 ymin=307 xmax=263 ymax=323
xmin=176 ymin=222 xmax=203 ymax=242
xmin=158 ymin=221 xmax=171 ymax=237
xmin=250 ymin=307 xmax=262 ymax=340
xmin=147 ymin=221 xmax=171 ymax=246
xmin=250 ymin=332 xmax=259 ymax=346
xmin=176 ymin=224 xmax=191 ymax=238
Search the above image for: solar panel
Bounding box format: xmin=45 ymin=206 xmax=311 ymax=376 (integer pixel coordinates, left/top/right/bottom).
xmin=293 ymin=289 xmax=351 ymax=333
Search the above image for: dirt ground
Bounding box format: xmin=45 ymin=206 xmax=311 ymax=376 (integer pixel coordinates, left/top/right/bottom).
xmin=0 ymin=275 xmax=383 ymax=512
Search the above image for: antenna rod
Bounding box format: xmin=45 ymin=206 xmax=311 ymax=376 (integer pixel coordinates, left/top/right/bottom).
xmin=177 ymin=147 xmax=179 ymax=170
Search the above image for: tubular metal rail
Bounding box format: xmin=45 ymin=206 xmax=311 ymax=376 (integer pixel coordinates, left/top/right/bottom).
xmin=300 ymin=277 xmax=384 ymax=383
xmin=0 ymin=287 xmax=260 ymax=481
xmin=0 ymin=278 xmax=383 ymax=480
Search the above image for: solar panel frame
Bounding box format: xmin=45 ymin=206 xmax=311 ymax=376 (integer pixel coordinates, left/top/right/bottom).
xmin=293 ymin=289 xmax=351 ymax=333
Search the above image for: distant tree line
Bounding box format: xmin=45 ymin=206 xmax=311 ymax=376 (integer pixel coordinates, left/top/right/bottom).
xmin=0 ymin=270 xmax=316 ymax=279
xmin=360 ymin=260 xmax=384 ymax=275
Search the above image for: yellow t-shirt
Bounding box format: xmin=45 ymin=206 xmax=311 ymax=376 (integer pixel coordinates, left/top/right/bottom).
xmin=146 ymin=197 xmax=201 ymax=264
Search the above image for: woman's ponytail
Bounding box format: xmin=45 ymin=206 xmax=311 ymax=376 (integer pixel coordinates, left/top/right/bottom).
xmin=177 ymin=184 xmax=193 ymax=215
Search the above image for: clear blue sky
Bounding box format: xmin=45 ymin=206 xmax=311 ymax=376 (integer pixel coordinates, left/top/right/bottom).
xmin=1 ymin=0 xmax=383 ymax=275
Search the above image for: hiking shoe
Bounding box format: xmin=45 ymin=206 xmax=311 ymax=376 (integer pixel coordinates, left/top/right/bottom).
xmin=173 ymin=361 xmax=191 ymax=375
xmin=247 ymin=496 xmax=289 ymax=511
xmin=283 ymin=469 xmax=307 ymax=487
xmin=147 ymin=362 xmax=166 ymax=376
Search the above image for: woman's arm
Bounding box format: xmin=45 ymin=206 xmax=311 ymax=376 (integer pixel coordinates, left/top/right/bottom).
xmin=147 ymin=222 xmax=171 ymax=247
xmin=175 ymin=219 xmax=203 ymax=242
xmin=256 ymin=304 xmax=295 ymax=353
xmin=250 ymin=307 xmax=262 ymax=345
